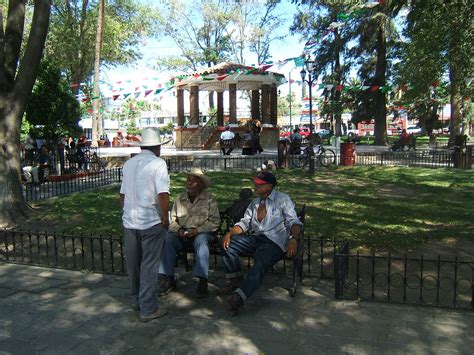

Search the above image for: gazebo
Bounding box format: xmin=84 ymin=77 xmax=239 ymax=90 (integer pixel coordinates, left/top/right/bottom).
xmin=173 ymin=62 xmax=287 ymax=150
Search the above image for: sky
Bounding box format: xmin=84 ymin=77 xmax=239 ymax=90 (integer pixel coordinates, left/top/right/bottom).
xmin=101 ymin=0 xmax=306 ymax=103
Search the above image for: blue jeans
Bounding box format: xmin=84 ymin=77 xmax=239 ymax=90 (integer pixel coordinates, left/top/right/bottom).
xmin=159 ymin=231 xmax=216 ymax=279
xmin=221 ymin=234 xmax=285 ymax=301
xmin=123 ymin=223 xmax=166 ymax=318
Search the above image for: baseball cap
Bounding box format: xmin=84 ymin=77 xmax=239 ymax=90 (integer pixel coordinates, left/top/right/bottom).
xmin=252 ymin=171 xmax=277 ymax=186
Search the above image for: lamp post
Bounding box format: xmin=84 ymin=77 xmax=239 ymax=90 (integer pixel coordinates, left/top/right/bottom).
xmin=300 ymin=58 xmax=316 ymax=173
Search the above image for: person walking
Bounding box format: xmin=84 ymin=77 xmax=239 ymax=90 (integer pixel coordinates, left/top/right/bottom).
xmin=120 ymin=127 xmax=171 ymax=322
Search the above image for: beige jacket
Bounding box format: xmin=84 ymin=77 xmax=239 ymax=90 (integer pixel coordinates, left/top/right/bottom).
xmin=169 ymin=190 xmax=220 ymax=234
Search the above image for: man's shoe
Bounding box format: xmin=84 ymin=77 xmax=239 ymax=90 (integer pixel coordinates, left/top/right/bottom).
xmin=225 ymin=292 xmax=243 ymax=316
xmin=139 ymin=307 xmax=168 ymax=322
xmin=157 ymin=276 xmax=176 ymax=296
xmin=216 ymin=277 xmax=242 ymax=295
xmin=195 ymin=277 xmax=209 ymax=298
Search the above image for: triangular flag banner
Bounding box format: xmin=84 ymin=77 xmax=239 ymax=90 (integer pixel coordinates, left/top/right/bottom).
xmin=113 ymin=95 xmax=120 ymax=101
xmin=123 ymin=93 xmax=131 ymax=99
xmin=134 ymin=92 xmax=140 ymax=99
xmin=144 ymin=90 xmax=152 ymax=97
xmin=370 ymin=86 xmax=380 ymax=92
xmin=154 ymin=88 xmax=163 ymax=95
xmin=217 ymin=75 xmax=228 ymax=81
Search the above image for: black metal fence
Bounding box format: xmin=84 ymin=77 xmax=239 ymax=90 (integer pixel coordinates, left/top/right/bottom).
xmin=1 ymin=229 xmax=125 ymax=275
xmin=355 ymin=150 xmax=454 ymax=168
xmin=23 ymin=167 xmax=122 ymax=202
xmin=334 ymin=251 xmax=474 ymax=310
xmin=21 ymin=146 xmax=103 ymax=175
xmin=163 ymin=155 xmax=279 ymax=172
xmin=1 ymin=230 xmax=346 ymax=279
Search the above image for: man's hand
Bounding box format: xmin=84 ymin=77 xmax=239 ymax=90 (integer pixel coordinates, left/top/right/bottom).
xmin=221 ymin=233 xmax=232 ymax=250
xmin=177 ymin=228 xmax=186 ymax=239
xmin=186 ymin=228 xmax=198 ymax=238
xmin=161 ymin=219 xmax=170 ymax=230
xmin=286 ymin=239 xmax=298 ymax=258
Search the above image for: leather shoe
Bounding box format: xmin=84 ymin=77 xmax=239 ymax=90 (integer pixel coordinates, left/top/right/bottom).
xmin=195 ymin=277 xmax=209 ymax=298
xmin=139 ymin=307 xmax=168 ymax=322
xmin=157 ymin=276 xmax=177 ymax=296
xmin=225 ymin=292 xmax=243 ymax=316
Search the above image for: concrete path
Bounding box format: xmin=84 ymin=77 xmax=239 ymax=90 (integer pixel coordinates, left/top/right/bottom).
xmin=1 ymin=263 xmax=473 ymax=354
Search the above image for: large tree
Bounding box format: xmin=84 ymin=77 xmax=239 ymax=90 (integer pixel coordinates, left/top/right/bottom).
xmin=291 ymin=1 xmax=352 ymax=136
xmin=0 ymin=1 xmax=51 ymax=227
xmin=401 ymin=0 xmax=473 ymax=144
xmin=25 ymin=59 xmax=82 ymax=142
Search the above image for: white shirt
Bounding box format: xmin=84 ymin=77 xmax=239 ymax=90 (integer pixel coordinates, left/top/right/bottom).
xmin=120 ymin=150 xmax=170 ymax=230
xmin=220 ymin=130 xmax=235 ymax=140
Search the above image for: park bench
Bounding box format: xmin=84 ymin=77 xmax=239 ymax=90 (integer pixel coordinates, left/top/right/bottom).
xmin=220 ymin=137 xmax=255 ymax=155
xmin=178 ymin=204 xmax=306 ymax=297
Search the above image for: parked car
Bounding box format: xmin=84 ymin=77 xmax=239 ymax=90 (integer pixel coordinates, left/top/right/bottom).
xmin=406 ymin=125 xmax=422 ymax=134
xmin=315 ymin=129 xmax=331 ymax=138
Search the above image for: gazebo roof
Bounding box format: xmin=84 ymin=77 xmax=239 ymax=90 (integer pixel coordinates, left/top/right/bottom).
xmin=174 ymin=62 xmax=287 ymax=92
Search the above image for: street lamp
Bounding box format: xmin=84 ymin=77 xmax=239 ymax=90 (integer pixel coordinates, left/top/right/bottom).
xmin=300 ymin=58 xmax=316 ymax=173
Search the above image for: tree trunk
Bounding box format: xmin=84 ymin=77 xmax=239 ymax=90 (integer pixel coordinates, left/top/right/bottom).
xmin=0 ymin=96 xmax=30 ymax=227
xmin=374 ymin=19 xmax=388 ymax=146
xmin=91 ymin=0 xmax=104 ymax=147
xmin=0 ymin=1 xmax=51 ymax=227
xmin=448 ymin=63 xmax=462 ymax=145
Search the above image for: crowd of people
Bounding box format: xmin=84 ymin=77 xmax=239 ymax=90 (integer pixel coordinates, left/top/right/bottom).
xmin=120 ymin=127 xmax=301 ymax=322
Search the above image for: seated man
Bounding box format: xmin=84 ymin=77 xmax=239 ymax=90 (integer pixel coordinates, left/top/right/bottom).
xmin=218 ymin=171 xmax=302 ymax=315
xmin=289 ymin=128 xmax=302 ymax=154
xmin=158 ymin=167 xmax=221 ymax=298
xmin=22 ymin=144 xmax=51 ymax=184
xmin=220 ymin=126 xmax=235 ymax=155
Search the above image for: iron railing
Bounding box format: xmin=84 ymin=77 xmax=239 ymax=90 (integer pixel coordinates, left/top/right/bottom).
xmin=355 ymin=150 xmax=454 ymax=168
xmin=1 ymin=230 xmax=345 ymax=279
xmin=21 ymin=146 xmax=103 ymax=174
xmin=1 ymin=230 xmax=125 ymax=275
xmin=334 ymin=251 xmax=474 ymax=310
xmin=23 ymin=167 xmax=122 ymax=202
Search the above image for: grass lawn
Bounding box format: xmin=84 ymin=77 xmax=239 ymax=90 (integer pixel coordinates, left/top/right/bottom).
xmin=21 ymin=166 xmax=474 ymax=251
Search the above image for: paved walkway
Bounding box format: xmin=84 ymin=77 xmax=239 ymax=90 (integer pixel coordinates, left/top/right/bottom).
xmin=1 ymin=262 xmax=473 ymax=354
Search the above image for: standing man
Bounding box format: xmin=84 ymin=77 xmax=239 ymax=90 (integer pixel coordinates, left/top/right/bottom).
xmin=120 ymin=127 xmax=171 ymax=322
xmin=218 ymin=171 xmax=302 ymax=315
xmin=158 ymin=168 xmax=220 ymax=298
xmin=220 ymin=126 xmax=235 ymax=155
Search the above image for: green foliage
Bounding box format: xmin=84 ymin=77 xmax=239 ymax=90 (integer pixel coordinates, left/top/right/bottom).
xmin=25 ymin=167 xmax=474 ymax=250
xmin=46 ymin=0 xmax=161 ymax=87
xmin=25 ymin=60 xmax=82 ymax=142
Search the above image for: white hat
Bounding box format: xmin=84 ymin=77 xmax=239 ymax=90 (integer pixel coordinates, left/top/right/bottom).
xmin=184 ymin=167 xmax=211 ymax=188
xmin=136 ymin=127 xmax=171 ymax=147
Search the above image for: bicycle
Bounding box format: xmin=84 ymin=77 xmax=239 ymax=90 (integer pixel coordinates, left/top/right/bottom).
xmin=290 ymin=143 xmax=336 ymax=168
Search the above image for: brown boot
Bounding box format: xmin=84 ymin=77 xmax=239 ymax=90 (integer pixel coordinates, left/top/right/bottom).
xmin=216 ymin=277 xmax=242 ymax=295
xmin=225 ymin=292 xmax=243 ymax=316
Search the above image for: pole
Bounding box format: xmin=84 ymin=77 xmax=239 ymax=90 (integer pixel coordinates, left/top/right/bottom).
xmin=308 ymin=75 xmax=315 ymax=173
xmin=289 ymin=71 xmax=292 ymax=129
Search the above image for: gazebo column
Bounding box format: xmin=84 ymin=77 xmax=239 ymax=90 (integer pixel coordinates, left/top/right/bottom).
xmin=190 ymin=85 xmax=199 ymax=125
xmin=217 ymin=91 xmax=224 ymax=126
xmin=270 ymin=84 xmax=278 ymax=126
xmin=229 ymin=83 xmax=237 ymax=124
xmin=261 ymin=84 xmax=270 ymax=124
xmin=251 ymin=90 xmax=260 ymax=120
xmin=176 ymin=88 xmax=185 ymax=127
